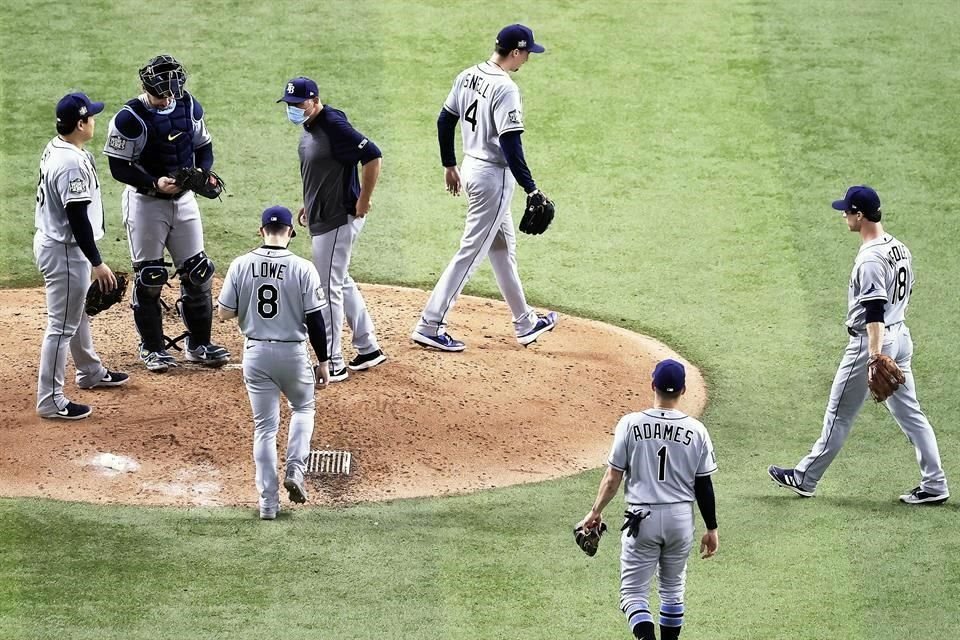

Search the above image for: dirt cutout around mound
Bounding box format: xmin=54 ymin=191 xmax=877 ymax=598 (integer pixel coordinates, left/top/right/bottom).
xmin=0 ymin=284 xmax=705 ymax=508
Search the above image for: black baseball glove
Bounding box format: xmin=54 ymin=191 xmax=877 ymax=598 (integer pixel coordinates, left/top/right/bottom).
xmin=519 ymin=189 xmax=555 ymax=235
xmin=85 ymin=272 xmax=128 ymax=317
xmin=621 ymin=509 xmax=650 ymax=538
xmin=171 ymin=167 xmax=225 ymax=200
xmin=573 ymin=522 xmax=608 ymax=557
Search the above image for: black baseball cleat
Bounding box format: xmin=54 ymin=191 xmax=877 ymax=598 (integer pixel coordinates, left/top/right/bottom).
xmin=185 ymin=343 xmax=230 ymax=368
xmin=284 ymin=475 xmax=308 ymax=504
xmin=82 ymin=370 xmax=130 ymax=389
xmin=347 ymin=349 xmax=387 ymax=371
xmin=768 ymin=465 xmax=815 ymax=498
xmin=899 ymin=486 xmax=949 ymax=505
xmin=328 ymin=365 xmax=349 ymax=382
xmin=42 ymin=402 xmax=92 ymax=421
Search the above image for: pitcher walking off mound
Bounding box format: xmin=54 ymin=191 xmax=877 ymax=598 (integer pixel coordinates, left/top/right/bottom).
xmin=412 ymin=24 xmax=558 ymax=352
xmin=217 ymin=206 xmax=330 ymax=520
xmin=35 ymin=93 xmax=129 ymax=420
xmin=578 ymin=360 xmax=719 ymax=640
xmin=769 ymin=186 xmax=949 ymax=505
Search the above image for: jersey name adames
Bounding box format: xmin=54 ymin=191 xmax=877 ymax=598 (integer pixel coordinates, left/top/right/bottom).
xmin=608 ymin=408 xmax=717 ymax=505
xmin=443 ymin=61 xmax=524 ymax=166
xmin=218 ymin=248 xmax=326 ymax=342
xmin=35 ymin=137 xmax=104 ymax=244
xmin=846 ymin=234 xmax=913 ymax=331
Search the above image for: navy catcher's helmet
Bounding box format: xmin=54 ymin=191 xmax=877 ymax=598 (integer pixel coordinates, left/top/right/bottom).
xmin=139 ymin=55 xmax=187 ymax=99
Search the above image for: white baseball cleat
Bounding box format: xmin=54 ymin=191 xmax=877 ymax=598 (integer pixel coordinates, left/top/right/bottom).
xmin=899 ymin=486 xmax=949 ymax=505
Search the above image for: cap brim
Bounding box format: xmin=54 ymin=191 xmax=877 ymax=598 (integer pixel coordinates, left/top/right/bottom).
xmin=278 ymin=95 xmax=311 ymax=104
xmin=528 ymin=43 xmax=545 ymax=53
xmin=831 ymin=199 xmax=848 ymax=212
xmin=89 ymin=101 xmax=105 ymax=115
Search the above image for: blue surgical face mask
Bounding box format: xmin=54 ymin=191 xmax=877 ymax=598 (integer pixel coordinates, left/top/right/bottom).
xmin=287 ymin=105 xmax=309 ymax=125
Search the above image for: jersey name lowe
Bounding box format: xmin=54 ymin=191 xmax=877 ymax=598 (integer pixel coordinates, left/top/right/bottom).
xmin=218 ymin=248 xmax=326 ymax=343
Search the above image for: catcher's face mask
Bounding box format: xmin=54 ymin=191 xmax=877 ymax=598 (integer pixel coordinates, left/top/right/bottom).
xmin=140 ymin=56 xmax=187 ymax=100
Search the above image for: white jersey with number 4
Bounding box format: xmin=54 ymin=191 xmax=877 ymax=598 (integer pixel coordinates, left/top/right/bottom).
xmin=218 ymin=247 xmax=327 ymax=342
xmin=608 ymin=408 xmax=717 ymax=505
xmin=443 ymin=61 xmax=524 ymax=166
xmin=35 ymin=137 xmax=104 ymax=243
xmin=846 ymin=234 xmax=913 ymax=332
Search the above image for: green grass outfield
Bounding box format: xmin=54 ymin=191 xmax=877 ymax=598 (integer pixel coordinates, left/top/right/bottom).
xmin=2 ymin=1 xmax=960 ymax=638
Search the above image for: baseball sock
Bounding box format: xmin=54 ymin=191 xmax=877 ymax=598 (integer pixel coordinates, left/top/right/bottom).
xmin=660 ymin=602 xmax=684 ymax=640
xmin=626 ymin=608 xmax=655 ymax=640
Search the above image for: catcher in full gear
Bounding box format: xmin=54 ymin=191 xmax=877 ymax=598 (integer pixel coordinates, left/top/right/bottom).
xmin=769 ymin=185 xmax=949 ymax=505
xmin=102 ymin=54 xmax=229 ymax=372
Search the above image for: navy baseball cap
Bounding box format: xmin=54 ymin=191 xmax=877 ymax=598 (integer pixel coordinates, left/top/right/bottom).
xmin=652 ymin=359 xmax=686 ymax=394
xmin=831 ymin=185 xmax=881 ymax=217
xmin=496 ymin=24 xmax=545 ymax=53
xmin=261 ymin=205 xmax=296 ymax=237
xmin=277 ymin=77 xmax=319 ymax=104
xmin=56 ymin=92 xmax=104 ymax=127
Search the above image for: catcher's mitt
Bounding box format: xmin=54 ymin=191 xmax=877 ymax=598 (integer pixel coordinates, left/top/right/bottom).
xmin=867 ymin=354 xmax=905 ymax=403
xmin=171 ymin=167 xmax=225 ymax=199
xmin=573 ymin=522 xmax=608 ymax=557
xmin=519 ymin=189 xmax=555 ymax=235
xmin=85 ymin=272 xmax=128 ymax=317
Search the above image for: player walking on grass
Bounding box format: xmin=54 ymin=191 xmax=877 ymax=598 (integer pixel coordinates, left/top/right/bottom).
xmin=34 ymin=93 xmax=129 ymax=421
xmin=769 ymin=186 xmax=949 ymax=505
xmin=278 ymin=76 xmax=386 ymax=383
xmin=103 ymin=54 xmax=229 ymax=373
xmin=411 ymin=24 xmax=558 ymax=352
xmin=217 ymin=206 xmax=330 ymax=520
xmin=578 ymin=360 xmax=718 ymax=640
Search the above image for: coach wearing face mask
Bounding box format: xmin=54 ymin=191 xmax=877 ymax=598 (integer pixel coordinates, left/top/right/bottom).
xmin=276 ymin=76 xmax=386 ymax=383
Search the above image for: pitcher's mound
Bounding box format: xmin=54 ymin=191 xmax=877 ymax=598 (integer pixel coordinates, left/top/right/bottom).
xmin=0 ymin=284 xmax=705 ymax=507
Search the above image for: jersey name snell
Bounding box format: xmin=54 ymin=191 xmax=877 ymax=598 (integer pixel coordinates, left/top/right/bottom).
xmin=460 ymin=73 xmax=492 ymax=98
xmin=632 ymin=421 xmax=694 ymax=446
xmin=250 ymin=261 xmax=287 ymax=280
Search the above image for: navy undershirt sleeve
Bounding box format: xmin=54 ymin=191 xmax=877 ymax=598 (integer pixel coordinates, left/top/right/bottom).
xmin=437 ymin=109 xmax=459 ymax=167
xmin=65 ymin=201 xmax=102 ymax=267
xmin=305 ymin=310 xmax=329 ymax=362
xmin=499 ymin=131 xmax=536 ymax=193
xmin=194 ymin=142 xmax=213 ymax=171
xmin=862 ymin=299 xmax=886 ymax=324
xmin=694 ymin=474 xmax=718 ymax=530
xmin=108 ymin=156 xmax=155 ymax=191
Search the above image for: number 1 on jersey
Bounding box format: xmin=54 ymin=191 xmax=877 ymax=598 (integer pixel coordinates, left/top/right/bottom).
xmin=657 ymin=446 xmax=667 ymax=481
xmin=464 ymin=99 xmax=478 ymax=131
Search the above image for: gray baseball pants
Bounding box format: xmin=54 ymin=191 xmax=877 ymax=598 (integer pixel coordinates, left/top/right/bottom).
xmin=619 ymin=502 xmax=693 ymax=632
xmin=414 ymin=155 xmax=537 ymax=337
xmin=311 ymin=216 xmax=380 ymax=369
xmin=795 ymin=323 xmax=947 ymax=494
xmin=34 ymin=231 xmax=107 ymax=416
xmin=242 ymin=340 xmax=316 ymax=513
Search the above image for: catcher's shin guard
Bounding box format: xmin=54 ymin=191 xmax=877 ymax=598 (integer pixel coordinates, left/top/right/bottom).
xmin=133 ymin=260 xmax=169 ymax=352
xmin=178 ymin=252 xmax=215 ymax=347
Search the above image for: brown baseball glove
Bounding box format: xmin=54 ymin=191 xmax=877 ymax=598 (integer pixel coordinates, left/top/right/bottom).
xmin=573 ymin=522 xmax=607 ymax=557
xmin=171 ymin=166 xmax=225 ymax=200
xmin=85 ymin=272 xmax=128 ymax=317
xmin=867 ymin=354 xmax=906 ymax=403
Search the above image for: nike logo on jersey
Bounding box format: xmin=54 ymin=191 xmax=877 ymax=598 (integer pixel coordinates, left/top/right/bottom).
xmin=167 ymin=132 xmax=184 ymax=141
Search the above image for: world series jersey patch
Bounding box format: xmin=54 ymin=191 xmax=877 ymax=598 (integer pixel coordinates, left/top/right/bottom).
xmin=68 ymin=178 xmax=86 ymax=194
xmin=108 ymin=135 xmax=127 ymax=151
xmin=508 ymin=109 xmax=523 ymax=124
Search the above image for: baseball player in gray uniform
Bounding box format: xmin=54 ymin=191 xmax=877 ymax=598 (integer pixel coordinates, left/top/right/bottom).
xmin=578 ymin=360 xmax=718 ymax=640
xmin=34 ymin=93 xmax=129 ymax=420
xmin=103 ymin=54 xmax=229 ymax=373
xmin=218 ymin=206 xmax=330 ymax=520
xmin=769 ymin=186 xmax=949 ymax=505
xmin=411 ymin=24 xmax=558 ymax=352
xmin=278 ymin=77 xmax=385 ymax=382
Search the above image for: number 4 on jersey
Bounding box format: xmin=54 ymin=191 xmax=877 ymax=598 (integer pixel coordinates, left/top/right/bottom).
xmin=464 ymin=99 xmax=478 ymax=131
